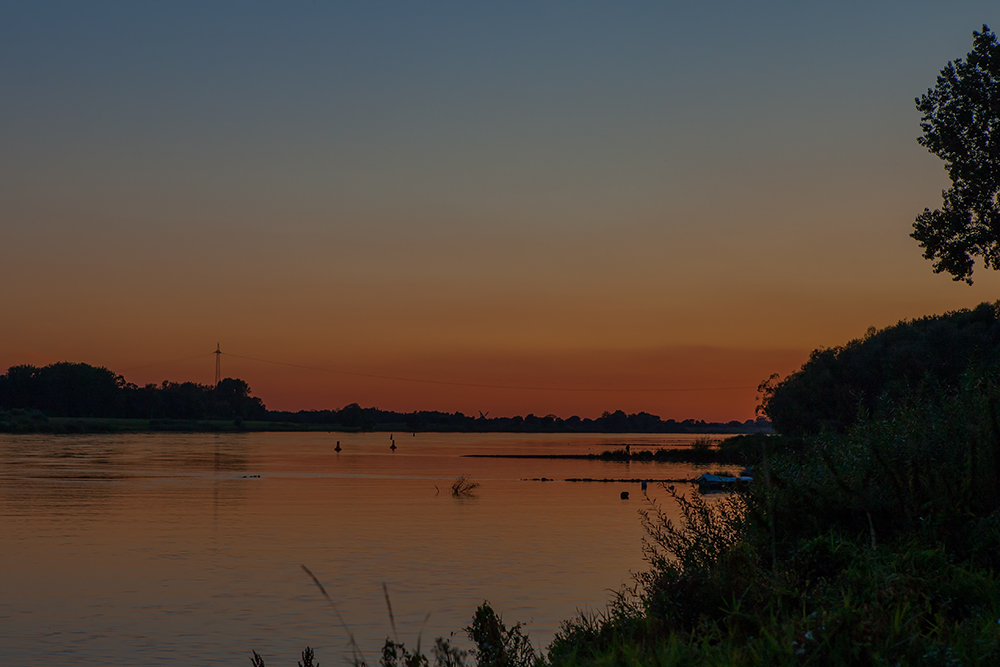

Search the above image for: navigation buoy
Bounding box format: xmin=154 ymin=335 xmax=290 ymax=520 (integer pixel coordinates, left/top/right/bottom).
xmin=335 ymin=441 xmax=342 ymax=453
xmin=390 ymin=442 xmax=397 ymax=452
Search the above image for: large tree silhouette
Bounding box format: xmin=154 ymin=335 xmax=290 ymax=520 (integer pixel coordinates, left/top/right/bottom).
xmin=912 ymin=25 xmax=1000 ymax=284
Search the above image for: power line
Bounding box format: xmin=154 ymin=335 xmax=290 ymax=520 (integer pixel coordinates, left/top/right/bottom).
xmin=120 ymin=353 xmax=214 ymax=373
xmin=222 ymin=351 xmax=756 ymax=394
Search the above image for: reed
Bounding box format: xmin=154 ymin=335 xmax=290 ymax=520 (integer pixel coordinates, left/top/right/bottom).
xmin=544 ymin=372 xmax=1000 ymax=665
xmin=249 ymin=568 xmax=517 ymax=667
xmin=451 ymin=476 xmax=480 ymax=497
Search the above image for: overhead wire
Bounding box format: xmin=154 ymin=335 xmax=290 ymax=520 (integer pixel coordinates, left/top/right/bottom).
xmin=120 ymin=353 xmax=215 ymax=373
xmin=222 ymin=351 xmax=756 ymax=394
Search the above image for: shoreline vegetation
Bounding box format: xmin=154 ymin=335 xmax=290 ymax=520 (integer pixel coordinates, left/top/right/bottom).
xmin=266 ymin=406 xmax=1000 ymax=666
xmin=250 ymin=303 xmax=1000 ymax=665
xmin=0 ymin=361 xmax=771 ymax=434
xmin=9 ymin=305 xmax=1000 ymax=665
xmin=0 ymin=411 xmax=768 ymax=436
xmin=466 ymin=438 xmax=750 ymax=465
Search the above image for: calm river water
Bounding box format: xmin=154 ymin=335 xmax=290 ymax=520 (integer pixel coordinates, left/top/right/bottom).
xmin=0 ymin=432 xmax=728 ymax=665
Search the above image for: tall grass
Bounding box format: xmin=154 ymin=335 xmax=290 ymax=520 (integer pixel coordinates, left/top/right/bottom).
xmin=252 ymin=567 xmax=537 ymax=667
xmin=544 ymin=370 xmax=1000 ymax=665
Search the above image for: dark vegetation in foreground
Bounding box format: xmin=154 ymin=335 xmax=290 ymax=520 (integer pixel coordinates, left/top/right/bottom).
xmin=252 ymin=305 xmax=1000 ymax=665
xmin=263 ymin=372 xmax=1000 ymax=666
xmin=538 ymin=378 xmax=1000 ymax=665
xmin=0 ymin=362 xmax=769 ymax=434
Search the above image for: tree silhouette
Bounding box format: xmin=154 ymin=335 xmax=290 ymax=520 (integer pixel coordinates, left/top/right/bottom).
xmin=762 ymin=302 xmax=1000 ymax=436
xmin=912 ymin=25 xmax=1000 ymax=284
xmin=0 ymin=363 xmax=126 ymax=417
xmin=211 ymin=378 xmax=266 ymax=420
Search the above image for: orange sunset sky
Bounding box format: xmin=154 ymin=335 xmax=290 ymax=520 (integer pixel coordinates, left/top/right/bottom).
xmin=3 ymin=2 xmax=1000 ymax=420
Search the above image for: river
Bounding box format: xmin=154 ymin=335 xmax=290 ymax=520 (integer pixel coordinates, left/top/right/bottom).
xmin=0 ymin=431 xmax=730 ymax=665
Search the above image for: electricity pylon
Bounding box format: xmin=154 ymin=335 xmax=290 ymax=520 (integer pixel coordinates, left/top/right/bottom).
xmin=215 ymin=343 xmax=222 ymax=386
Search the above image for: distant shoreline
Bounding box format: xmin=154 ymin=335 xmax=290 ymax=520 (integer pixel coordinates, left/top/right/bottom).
xmin=466 ymin=445 xmax=749 ymax=465
xmin=0 ymin=414 xmax=770 ymax=436
xmin=1 ymin=362 xmax=773 ymax=435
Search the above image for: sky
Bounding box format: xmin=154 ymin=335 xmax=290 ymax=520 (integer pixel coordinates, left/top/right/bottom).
xmin=2 ymin=1 xmax=1000 ymax=420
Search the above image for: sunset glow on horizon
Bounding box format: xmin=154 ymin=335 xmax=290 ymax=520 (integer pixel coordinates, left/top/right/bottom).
xmin=4 ymin=2 xmax=1000 ymax=420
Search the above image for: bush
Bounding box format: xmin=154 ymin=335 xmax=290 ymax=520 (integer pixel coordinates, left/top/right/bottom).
xmin=763 ymin=368 xmax=1000 ymax=555
xmin=465 ymin=602 xmax=537 ymax=667
xmin=763 ymin=301 xmax=1000 ymax=436
xmin=269 ymin=367 xmax=1000 ymax=666
xmin=0 ymin=408 xmax=48 ymax=433
xmin=544 ymin=370 xmax=1000 ymax=665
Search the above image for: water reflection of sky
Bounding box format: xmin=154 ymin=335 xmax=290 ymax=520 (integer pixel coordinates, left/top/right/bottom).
xmin=0 ymin=432 xmax=726 ymax=665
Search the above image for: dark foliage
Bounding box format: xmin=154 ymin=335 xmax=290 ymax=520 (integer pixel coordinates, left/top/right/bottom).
xmin=0 ymin=362 xmax=265 ymax=422
xmin=546 ymin=372 xmax=1000 ymax=665
xmin=593 ymin=435 xmax=779 ymax=465
xmin=0 ymin=361 xmax=772 ymax=432
xmin=299 ymin=646 xmax=318 ymax=667
xmin=763 ymin=301 xmax=1000 ymax=435
xmin=765 ymin=369 xmax=1000 ymax=559
xmin=380 ymin=639 xmax=428 ymax=667
xmin=0 ymin=408 xmax=50 ymax=433
xmin=913 ymin=25 xmax=1000 ymax=283
xmin=464 ymin=602 xmax=536 ymax=667
xmin=266 ymin=406 xmax=771 ymax=434
xmin=0 ymin=362 xmax=126 ymax=417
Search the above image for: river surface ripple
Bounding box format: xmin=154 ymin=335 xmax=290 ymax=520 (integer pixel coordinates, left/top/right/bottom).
xmin=0 ymin=432 xmax=724 ymax=666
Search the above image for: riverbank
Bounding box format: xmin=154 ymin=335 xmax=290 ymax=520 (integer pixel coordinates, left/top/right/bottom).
xmin=466 ymin=442 xmax=749 ymax=465
xmin=541 ymin=387 xmax=1000 ymax=664
xmin=0 ymin=411 xmax=768 ymax=441
xmin=258 ymin=396 xmax=1000 ymax=666
xmin=0 ymin=412 xmax=327 ymax=434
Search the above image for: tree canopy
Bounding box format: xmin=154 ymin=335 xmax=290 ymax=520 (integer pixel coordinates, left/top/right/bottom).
xmin=0 ymin=362 xmax=266 ymax=421
xmin=762 ymin=301 xmax=1000 ymax=436
xmin=912 ymin=25 xmax=1000 ymax=284
xmin=1 ymin=362 xmax=771 ymax=433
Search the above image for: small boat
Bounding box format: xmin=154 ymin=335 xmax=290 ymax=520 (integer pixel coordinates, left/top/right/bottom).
xmin=696 ymin=473 xmax=752 ymax=491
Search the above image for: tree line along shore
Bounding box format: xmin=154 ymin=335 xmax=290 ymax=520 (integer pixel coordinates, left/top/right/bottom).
xmin=0 ymin=362 xmax=770 ymax=435
xmin=9 ymin=299 xmax=1000 ymax=666
xmin=11 ymin=299 xmax=1000 ymax=666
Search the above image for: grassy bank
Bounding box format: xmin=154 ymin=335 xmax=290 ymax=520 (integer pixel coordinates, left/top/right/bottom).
xmin=543 ymin=373 xmax=1000 ymax=665
xmin=550 ymin=374 xmax=1000 ymax=665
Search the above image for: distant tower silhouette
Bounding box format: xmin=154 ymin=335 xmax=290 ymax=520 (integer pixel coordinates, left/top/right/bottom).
xmin=214 ymin=343 xmax=222 ymax=386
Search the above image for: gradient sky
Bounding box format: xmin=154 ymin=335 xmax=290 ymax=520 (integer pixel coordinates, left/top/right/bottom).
xmin=3 ymin=2 xmax=1000 ymax=420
